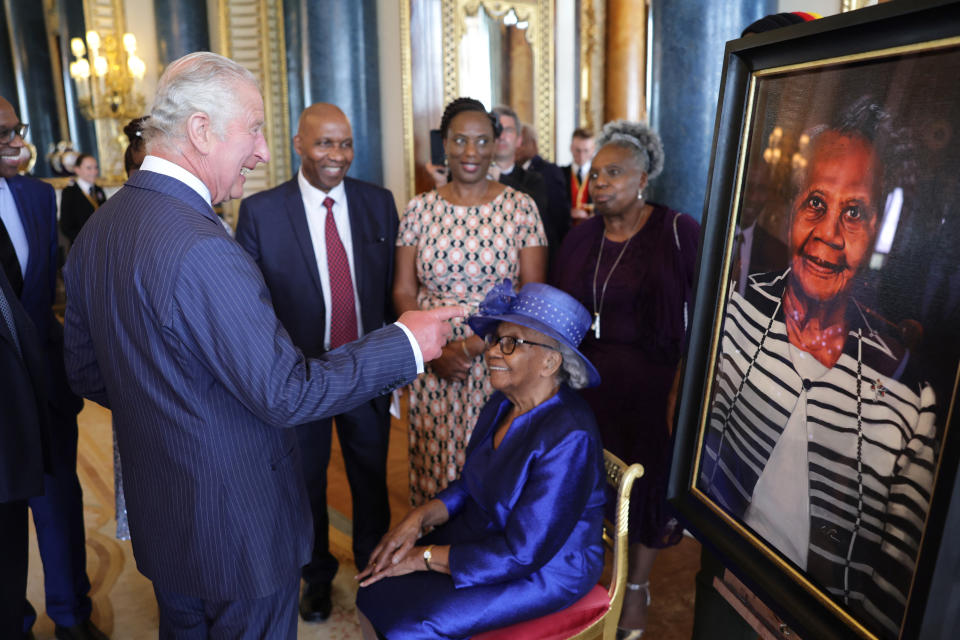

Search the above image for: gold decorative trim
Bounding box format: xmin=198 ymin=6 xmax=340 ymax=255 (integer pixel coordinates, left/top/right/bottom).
xmin=214 ymin=0 xmax=291 ymax=225
xmin=399 ymin=0 xmax=416 ymax=200
xmin=440 ymin=0 xmax=458 ymax=110
xmin=538 ymin=0 xmax=555 ymax=158
xmin=841 ymin=0 xmax=875 ymax=12
xmin=754 ymin=35 xmax=960 ymax=77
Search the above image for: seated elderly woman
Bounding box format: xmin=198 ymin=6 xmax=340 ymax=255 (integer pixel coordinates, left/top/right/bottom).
xmin=356 ymin=280 xmax=605 ymax=639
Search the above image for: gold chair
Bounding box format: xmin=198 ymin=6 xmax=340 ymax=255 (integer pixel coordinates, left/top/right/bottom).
xmin=569 ymin=450 xmax=645 ymax=640
xmin=473 ymin=449 xmax=644 ymax=640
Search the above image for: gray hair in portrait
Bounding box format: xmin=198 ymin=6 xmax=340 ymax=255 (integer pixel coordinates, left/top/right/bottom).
xmin=142 ymin=51 xmax=258 ymax=148
xmin=597 ymin=120 xmax=665 ymax=180
xmin=556 ymin=342 xmax=590 ymax=390
xmin=788 ymin=96 xmax=913 ymax=211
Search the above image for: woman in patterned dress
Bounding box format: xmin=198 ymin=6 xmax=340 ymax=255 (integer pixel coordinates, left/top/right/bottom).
xmin=393 ymin=98 xmax=547 ymax=505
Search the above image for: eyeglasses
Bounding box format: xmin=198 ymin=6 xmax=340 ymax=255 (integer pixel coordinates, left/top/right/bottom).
xmin=0 ymin=123 xmax=28 ymax=144
xmin=484 ymin=333 xmax=558 ymax=355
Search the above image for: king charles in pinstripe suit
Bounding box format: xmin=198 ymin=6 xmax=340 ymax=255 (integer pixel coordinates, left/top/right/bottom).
xmin=62 ymin=52 xmax=459 ymax=637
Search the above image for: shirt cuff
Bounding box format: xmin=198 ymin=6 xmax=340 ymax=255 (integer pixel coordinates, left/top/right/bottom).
xmin=394 ymin=321 xmax=425 ymax=374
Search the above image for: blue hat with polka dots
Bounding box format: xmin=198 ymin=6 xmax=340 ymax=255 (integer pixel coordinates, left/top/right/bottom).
xmin=468 ymin=279 xmax=600 ymax=387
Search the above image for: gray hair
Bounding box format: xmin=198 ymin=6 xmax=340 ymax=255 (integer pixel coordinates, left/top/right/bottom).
xmin=492 ymin=105 xmax=520 ymax=129
xmin=597 ymin=120 xmax=665 ymax=180
xmin=142 ymin=52 xmax=258 ymax=150
xmin=555 ymin=342 xmax=590 ymax=390
xmin=789 ymin=96 xmax=910 ymax=211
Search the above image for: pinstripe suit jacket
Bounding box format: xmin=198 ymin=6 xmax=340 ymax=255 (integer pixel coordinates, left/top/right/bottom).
xmin=62 ymin=170 xmax=417 ymax=600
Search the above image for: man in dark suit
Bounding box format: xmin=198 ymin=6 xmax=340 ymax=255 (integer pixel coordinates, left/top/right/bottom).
xmin=731 ymin=160 xmax=788 ymax=297
xmin=0 ymin=96 xmax=104 ymax=640
xmin=59 ymin=153 xmax=107 ymax=246
xmin=0 ymin=265 xmax=49 ymax=640
xmin=517 ymin=123 xmax=570 ymax=264
xmin=62 ymin=52 xmax=458 ymax=638
xmin=490 ymin=105 xmax=549 ymax=225
xmin=560 ymin=127 xmax=596 ymax=224
xmin=236 ymin=103 xmax=398 ymax=622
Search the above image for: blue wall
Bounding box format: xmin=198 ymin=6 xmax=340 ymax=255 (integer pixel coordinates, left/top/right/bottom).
xmin=3 ymin=1 xmax=65 ymax=177
xmin=154 ymin=0 xmax=211 ymax=64
xmin=284 ymin=0 xmax=384 ymax=185
xmin=646 ymin=0 xmax=776 ymax=220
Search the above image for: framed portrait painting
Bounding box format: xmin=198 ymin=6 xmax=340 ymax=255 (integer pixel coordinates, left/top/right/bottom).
xmin=669 ymin=2 xmax=960 ymax=639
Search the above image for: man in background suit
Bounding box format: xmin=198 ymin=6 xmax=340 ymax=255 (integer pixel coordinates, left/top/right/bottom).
xmin=63 ymin=52 xmax=458 ymax=637
xmin=489 ymin=106 xmax=548 ymax=217
xmin=59 ymin=153 xmax=107 ymax=246
xmin=0 ymin=266 xmax=49 ymax=640
xmin=236 ymin=103 xmax=398 ymax=622
xmin=0 ymin=96 xmax=104 ymax=640
xmin=560 ymin=127 xmax=596 ymax=224
xmin=517 ymin=123 xmax=570 ymax=264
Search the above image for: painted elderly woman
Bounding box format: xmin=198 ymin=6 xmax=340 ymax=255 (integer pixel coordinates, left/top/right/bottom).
xmin=356 ymin=280 xmax=605 ymax=639
xmin=699 ymin=98 xmax=937 ymax=639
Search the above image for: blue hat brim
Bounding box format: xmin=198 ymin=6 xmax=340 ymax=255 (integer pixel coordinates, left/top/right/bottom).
xmin=468 ymin=312 xmax=601 ymax=388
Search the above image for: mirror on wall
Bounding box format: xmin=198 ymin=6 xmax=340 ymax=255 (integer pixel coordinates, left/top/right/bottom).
xmin=458 ymin=5 xmax=534 ymax=126
xmin=401 ymin=0 xmax=555 ymax=198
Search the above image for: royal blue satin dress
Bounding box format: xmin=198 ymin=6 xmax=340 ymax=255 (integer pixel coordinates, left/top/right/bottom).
xmin=356 ymin=385 xmax=606 ymax=639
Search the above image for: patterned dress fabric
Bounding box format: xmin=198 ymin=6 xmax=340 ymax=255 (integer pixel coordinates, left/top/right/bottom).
xmin=398 ymin=187 xmax=546 ymax=505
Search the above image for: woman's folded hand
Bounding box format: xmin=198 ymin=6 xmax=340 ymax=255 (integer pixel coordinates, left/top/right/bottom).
xmin=357 ymin=544 xmax=424 ymax=587
xmin=358 ymin=544 xmax=452 ymax=587
xmin=357 ymin=508 xmax=425 ymax=582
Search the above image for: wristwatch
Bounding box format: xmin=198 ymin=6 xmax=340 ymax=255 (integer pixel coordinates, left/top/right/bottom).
xmin=423 ymin=544 xmax=435 ymax=571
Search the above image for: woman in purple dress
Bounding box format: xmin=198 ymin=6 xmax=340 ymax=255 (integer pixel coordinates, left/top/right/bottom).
xmin=552 ymin=120 xmax=700 ymax=639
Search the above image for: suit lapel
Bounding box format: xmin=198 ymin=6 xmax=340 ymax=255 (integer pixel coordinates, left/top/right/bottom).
xmin=343 ymin=179 xmax=368 ymax=303
xmin=8 ymin=178 xmax=43 ymax=287
xmin=284 ymin=180 xmax=325 ymax=298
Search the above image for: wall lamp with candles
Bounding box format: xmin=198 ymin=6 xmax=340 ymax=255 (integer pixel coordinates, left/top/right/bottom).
xmin=68 ymin=30 xmax=146 ymax=121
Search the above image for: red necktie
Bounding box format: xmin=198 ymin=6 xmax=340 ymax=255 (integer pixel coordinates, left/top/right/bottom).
xmin=324 ymin=196 xmax=358 ymax=349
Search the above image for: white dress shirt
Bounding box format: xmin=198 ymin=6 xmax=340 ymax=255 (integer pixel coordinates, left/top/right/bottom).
xmin=0 ymin=177 xmax=30 ymax=276
xmin=735 ymin=223 xmax=755 ymax=297
xmin=140 ymin=155 xmax=213 ymax=207
xmin=743 ymin=343 xmax=825 ymax=570
xmin=76 ymin=177 xmax=95 ymax=196
xmin=298 ymin=171 xmax=364 ymax=351
xmin=573 ymin=160 xmax=591 ymax=182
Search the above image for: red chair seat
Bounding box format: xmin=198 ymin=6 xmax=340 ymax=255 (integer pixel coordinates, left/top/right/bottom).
xmin=472 ymin=584 xmax=610 ymax=640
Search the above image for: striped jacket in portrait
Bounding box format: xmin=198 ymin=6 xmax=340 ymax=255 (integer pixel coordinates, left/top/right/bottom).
xmin=699 ymin=270 xmax=938 ymax=639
